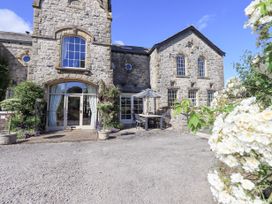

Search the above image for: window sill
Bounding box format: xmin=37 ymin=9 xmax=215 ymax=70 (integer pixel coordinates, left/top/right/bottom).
xmin=197 ymin=77 xmax=210 ymax=80
xmin=176 ymin=75 xmax=190 ymax=78
xmin=56 ymin=67 xmax=91 ymax=74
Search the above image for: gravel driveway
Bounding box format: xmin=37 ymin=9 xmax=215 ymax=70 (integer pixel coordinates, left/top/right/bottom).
xmin=0 ymin=130 xmax=215 ymax=204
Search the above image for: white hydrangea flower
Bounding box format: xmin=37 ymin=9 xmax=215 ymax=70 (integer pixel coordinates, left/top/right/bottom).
xmin=207 ymin=171 xmax=225 ymax=191
xmin=241 ymin=179 xmax=255 ymax=191
xmin=231 ymin=173 xmax=243 ymax=184
xmin=242 ymin=157 xmax=260 ymax=172
xmin=222 ymin=155 xmax=239 ymax=168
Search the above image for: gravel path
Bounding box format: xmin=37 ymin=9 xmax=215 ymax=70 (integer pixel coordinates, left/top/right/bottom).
xmin=0 ymin=130 xmax=215 ymax=204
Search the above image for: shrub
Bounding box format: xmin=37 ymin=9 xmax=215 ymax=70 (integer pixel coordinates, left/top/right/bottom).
xmin=14 ymin=81 xmax=44 ymax=116
xmin=0 ymin=81 xmax=45 ymax=133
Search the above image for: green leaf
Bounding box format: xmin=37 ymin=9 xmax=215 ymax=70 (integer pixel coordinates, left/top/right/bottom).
xmin=188 ymin=112 xmax=205 ymax=133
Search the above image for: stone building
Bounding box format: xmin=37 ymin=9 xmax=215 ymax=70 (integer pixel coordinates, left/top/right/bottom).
xmin=0 ymin=0 xmax=224 ymax=131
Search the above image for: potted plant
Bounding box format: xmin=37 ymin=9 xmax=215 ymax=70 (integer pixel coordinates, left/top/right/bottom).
xmin=0 ymin=98 xmax=20 ymax=145
xmin=97 ymin=102 xmax=114 ymax=139
xmin=97 ymin=80 xmax=120 ymax=140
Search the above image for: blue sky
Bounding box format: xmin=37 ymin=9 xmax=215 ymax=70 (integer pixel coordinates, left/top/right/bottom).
xmin=0 ymin=0 xmax=257 ymax=82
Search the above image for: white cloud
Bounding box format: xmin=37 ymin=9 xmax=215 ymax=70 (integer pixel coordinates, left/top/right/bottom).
xmin=0 ymin=9 xmax=32 ymax=33
xmin=197 ymin=15 xmax=214 ymax=31
xmin=113 ymin=40 xmax=125 ymax=46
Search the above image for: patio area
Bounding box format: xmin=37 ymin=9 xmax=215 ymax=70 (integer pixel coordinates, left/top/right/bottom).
xmin=0 ymin=130 xmax=215 ymax=204
xmin=18 ymin=129 xmax=98 ymax=144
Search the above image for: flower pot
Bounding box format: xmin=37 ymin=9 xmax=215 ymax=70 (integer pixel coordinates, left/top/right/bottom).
xmin=98 ymin=130 xmax=110 ymax=140
xmin=0 ymin=132 xmax=17 ymax=145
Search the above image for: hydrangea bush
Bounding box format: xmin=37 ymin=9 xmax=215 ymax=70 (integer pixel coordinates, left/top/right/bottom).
xmin=208 ymin=97 xmax=272 ymax=203
xmin=211 ymin=78 xmax=247 ymax=109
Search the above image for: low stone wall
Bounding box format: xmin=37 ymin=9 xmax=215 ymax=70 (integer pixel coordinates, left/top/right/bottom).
xmin=0 ymin=112 xmax=12 ymax=131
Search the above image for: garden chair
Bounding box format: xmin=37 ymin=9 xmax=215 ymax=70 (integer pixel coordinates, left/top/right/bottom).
xmin=134 ymin=114 xmax=145 ymax=129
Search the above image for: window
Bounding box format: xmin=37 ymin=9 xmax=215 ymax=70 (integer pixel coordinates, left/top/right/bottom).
xmin=207 ymin=90 xmax=215 ymax=106
xmin=168 ymin=89 xmax=178 ymax=107
xmin=198 ymin=57 xmax=205 ymax=78
xmin=22 ymin=55 xmax=31 ymax=63
xmin=68 ymin=0 xmax=79 ymax=5
xmin=121 ymin=96 xmax=132 ymax=120
xmin=133 ymin=98 xmax=143 ymax=114
xmin=188 ymin=90 xmax=197 ymax=106
xmin=62 ymin=36 xmax=86 ymax=68
xmin=177 ymin=55 xmax=186 ymax=76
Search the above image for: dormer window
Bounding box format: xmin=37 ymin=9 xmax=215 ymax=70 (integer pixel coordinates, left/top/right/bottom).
xmin=62 ymin=36 xmax=86 ymax=69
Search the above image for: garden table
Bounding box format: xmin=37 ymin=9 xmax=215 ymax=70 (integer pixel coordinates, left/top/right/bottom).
xmin=139 ymin=114 xmax=164 ymax=130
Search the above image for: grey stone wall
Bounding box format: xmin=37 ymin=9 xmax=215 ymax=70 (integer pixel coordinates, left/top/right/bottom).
xmin=112 ymin=51 xmax=150 ymax=93
xmin=150 ymin=31 xmax=224 ymax=108
xmin=0 ymin=42 xmax=31 ymax=85
xmin=29 ymin=0 xmax=113 ymax=88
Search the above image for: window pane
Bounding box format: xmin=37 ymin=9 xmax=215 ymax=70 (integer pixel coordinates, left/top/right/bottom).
xmin=75 ymin=44 xmax=80 ymax=52
xmin=80 ymin=61 xmax=85 ymax=68
xmin=75 ymin=37 xmax=80 ymax=44
xmin=69 ymin=43 xmax=74 ymax=51
xmin=81 ymin=45 xmax=85 ymax=52
xmin=69 ymin=52 xmax=74 ymax=59
xmin=75 ymin=52 xmax=80 ymax=59
xmin=48 ymin=95 xmax=64 ymax=127
xmin=68 ymin=59 xmax=73 ymax=67
xmin=69 ymin=37 xmax=75 ymax=43
xmin=80 ymin=52 xmax=85 ymax=60
xmin=63 ymin=59 xmax=68 ymax=67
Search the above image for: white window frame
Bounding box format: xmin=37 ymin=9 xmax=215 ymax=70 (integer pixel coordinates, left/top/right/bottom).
xmin=61 ymin=36 xmax=87 ymax=69
xmin=120 ymin=94 xmax=144 ymax=124
xmin=188 ymin=90 xmax=198 ymax=106
xmin=177 ymin=55 xmax=186 ymax=76
xmin=168 ymin=89 xmax=178 ymax=107
xmin=198 ymin=57 xmax=206 ymax=78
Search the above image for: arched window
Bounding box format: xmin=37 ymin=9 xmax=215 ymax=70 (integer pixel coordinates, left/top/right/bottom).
xmin=62 ymin=36 xmax=86 ymax=68
xmin=198 ymin=57 xmax=205 ymax=78
xmin=177 ymin=55 xmax=185 ymax=76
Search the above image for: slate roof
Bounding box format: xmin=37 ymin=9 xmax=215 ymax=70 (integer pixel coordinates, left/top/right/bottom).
xmin=111 ymin=45 xmax=150 ymax=55
xmin=0 ymin=31 xmax=32 ymax=45
xmin=149 ymin=26 xmax=225 ymax=56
